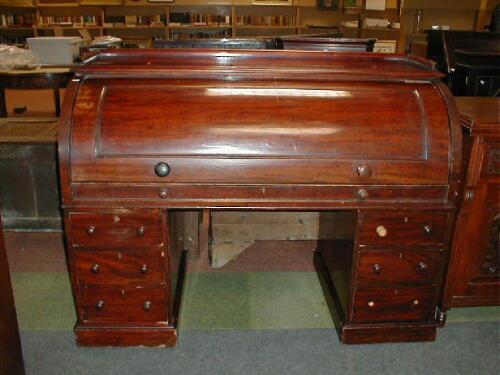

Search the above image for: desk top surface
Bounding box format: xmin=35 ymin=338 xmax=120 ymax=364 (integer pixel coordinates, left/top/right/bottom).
xmin=78 ymin=49 xmax=441 ymax=82
xmin=455 ymin=97 xmax=500 ymax=136
xmin=0 ymin=118 xmax=58 ymax=143
xmin=0 ymin=67 xmax=72 ymax=76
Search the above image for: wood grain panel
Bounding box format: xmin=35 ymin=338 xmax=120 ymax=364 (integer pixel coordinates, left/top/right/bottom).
xmin=351 ymin=285 xmax=438 ymax=324
xmin=80 ymin=285 xmax=168 ymax=325
xmin=74 ymin=249 xmax=166 ymax=284
xmin=356 ymin=249 xmax=444 ymax=286
xmin=69 ymin=210 xmax=162 ymax=249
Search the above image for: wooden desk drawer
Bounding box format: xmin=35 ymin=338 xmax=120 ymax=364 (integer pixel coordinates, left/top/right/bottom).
xmin=351 ymin=285 xmax=437 ymax=324
xmin=74 ymin=250 xmax=166 ymax=285
xmin=356 ymin=249 xmax=444 ymax=286
xmin=80 ymin=285 xmax=168 ymax=325
xmin=358 ymin=211 xmax=449 ymax=248
xmin=69 ymin=210 xmax=162 ymax=249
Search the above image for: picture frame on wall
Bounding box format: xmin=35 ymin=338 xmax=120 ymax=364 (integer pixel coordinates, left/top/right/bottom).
xmin=317 ymin=0 xmax=339 ymax=10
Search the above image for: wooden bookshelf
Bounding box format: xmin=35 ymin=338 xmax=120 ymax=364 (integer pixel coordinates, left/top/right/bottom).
xmin=0 ymin=0 xmax=494 ymax=50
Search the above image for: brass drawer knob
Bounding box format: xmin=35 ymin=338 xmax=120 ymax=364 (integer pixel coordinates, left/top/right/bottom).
xmin=410 ymin=299 xmax=420 ymax=309
xmin=140 ymin=264 xmax=148 ymax=274
xmin=143 ymin=301 xmax=152 ymax=311
xmin=417 ymin=262 xmax=428 ymax=272
xmin=159 ymin=188 xmax=168 ymax=199
xmin=373 ymin=263 xmax=382 ymax=274
xmin=367 ymin=301 xmax=375 ymax=307
xmin=86 ymin=226 xmax=96 ymax=235
xmin=376 ymin=225 xmax=388 ymax=237
xmin=90 ymin=264 xmax=100 ymax=274
xmin=357 ymin=189 xmax=369 ymax=200
xmin=137 ymin=226 xmax=146 ymax=236
xmin=155 ymin=162 xmax=170 ymax=177
xmin=423 ymin=225 xmax=433 ymax=236
xmin=95 ymin=300 xmax=105 ymax=311
xmin=357 ymin=164 xmax=372 ymax=177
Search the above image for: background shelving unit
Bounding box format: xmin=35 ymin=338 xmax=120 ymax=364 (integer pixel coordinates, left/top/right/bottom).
xmin=0 ymin=0 xmax=497 ymax=51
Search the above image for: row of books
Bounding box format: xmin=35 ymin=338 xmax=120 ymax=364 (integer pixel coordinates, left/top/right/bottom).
xmin=39 ymin=16 xmax=99 ymax=26
xmin=171 ymin=28 xmax=232 ymax=40
xmin=0 ymin=14 xmax=36 ymax=27
xmin=103 ymin=15 xmax=167 ymax=27
xmin=235 ymin=15 xmax=296 ymax=27
xmin=169 ymin=13 xmax=231 ymax=26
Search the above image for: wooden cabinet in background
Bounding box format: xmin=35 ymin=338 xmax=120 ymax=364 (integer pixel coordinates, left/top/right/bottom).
xmin=443 ymin=97 xmax=500 ymax=308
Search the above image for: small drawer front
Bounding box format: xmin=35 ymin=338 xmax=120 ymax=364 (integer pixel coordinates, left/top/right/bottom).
xmin=69 ymin=211 xmax=162 ymax=249
xmin=356 ymin=250 xmax=444 ymax=286
xmin=74 ymin=250 xmax=166 ymax=284
xmin=80 ymin=285 xmax=168 ymax=325
xmin=351 ymin=285 xmax=437 ymax=324
xmin=358 ymin=211 xmax=449 ymax=248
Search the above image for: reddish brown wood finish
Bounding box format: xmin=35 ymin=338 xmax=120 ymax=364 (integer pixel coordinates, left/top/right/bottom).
xmin=59 ymin=49 xmax=462 ymax=346
xmin=75 ymin=326 xmax=177 ymax=347
xmin=356 ymin=249 xmax=444 ymax=286
xmin=357 ymin=211 xmax=450 ymax=248
xmin=80 ymin=285 xmax=169 ymax=325
xmin=73 ymin=250 xmax=166 ymax=284
xmin=351 ymin=285 xmax=438 ymax=324
xmin=0 ymin=211 xmax=26 ymax=375
xmin=443 ymin=97 xmax=500 ymax=308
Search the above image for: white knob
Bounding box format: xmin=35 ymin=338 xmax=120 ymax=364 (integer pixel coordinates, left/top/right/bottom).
xmin=376 ymin=225 xmax=388 ymax=237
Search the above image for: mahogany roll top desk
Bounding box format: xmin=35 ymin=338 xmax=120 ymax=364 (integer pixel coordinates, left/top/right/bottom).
xmin=59 ymin=49 xmax=462 ymax=346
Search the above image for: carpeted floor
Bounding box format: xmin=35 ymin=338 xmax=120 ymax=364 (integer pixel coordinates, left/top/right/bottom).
xmin=5 ymin=232 xmax=500 ymax=375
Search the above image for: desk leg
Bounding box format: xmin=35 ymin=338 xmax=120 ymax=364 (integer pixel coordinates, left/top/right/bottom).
xmin=53 ymin=88 xmax=61 ymax=117
xmin=0 ymin=85 xmax=7 ymax=117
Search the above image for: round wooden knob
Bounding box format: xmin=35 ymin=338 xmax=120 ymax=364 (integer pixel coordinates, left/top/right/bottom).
xmin=376 ymin=225 xmax=388 ymax=237
xmin=86 ymin=226 xmax=96 ymax=235
xmin=357 ymin=189 xmax=369 ymax=200
xmin=143 ymin=301 xmax=152 ymax=311
xmin=137 ymin=226 xmax=145 ymax=236
xmin=417 ymin=262 xmax=428 ymax=272
xmin=373 ymin=263 xmax=382 ymax=274
xmin=357 ymin=164 xmax=372 ymax=177
xmin=140 ymin=264 xmax=148 ymax=274
xmin=159 ymin=188 xmax=168 ymax=199
xmin=90 ymin=264 xmax=100 ymax=274
xmin=155 ymin=162 xmax=170 ymax=177
xmin=95 ymin=300 xmax=105 ymax=311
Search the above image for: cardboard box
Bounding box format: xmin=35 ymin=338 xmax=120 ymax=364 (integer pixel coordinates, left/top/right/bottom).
xmin=27 ymin=37 xmax=81 ymax=65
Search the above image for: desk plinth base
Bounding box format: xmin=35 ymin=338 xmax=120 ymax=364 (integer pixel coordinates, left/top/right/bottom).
xmin=75 ymin=326 xmax=178 ymax=347
xmin=339 ymin=323 xmax=437 ymax=344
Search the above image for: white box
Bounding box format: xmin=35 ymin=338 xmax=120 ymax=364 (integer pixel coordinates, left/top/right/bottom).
xmin=362 ymin=18 xmax=389 ymax=28
xmin=27 ymin=37 xmax=81 ymax=65
xmin=373 ymin=40 xmax=397 ymax=53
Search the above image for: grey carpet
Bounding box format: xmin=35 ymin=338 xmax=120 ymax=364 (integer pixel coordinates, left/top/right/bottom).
xmin=21 ymin=322 xmax=500 ymax=375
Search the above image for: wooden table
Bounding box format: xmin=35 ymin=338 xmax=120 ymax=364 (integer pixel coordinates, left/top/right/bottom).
xmin=0 ymin=67 xmax=73 ymax=117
